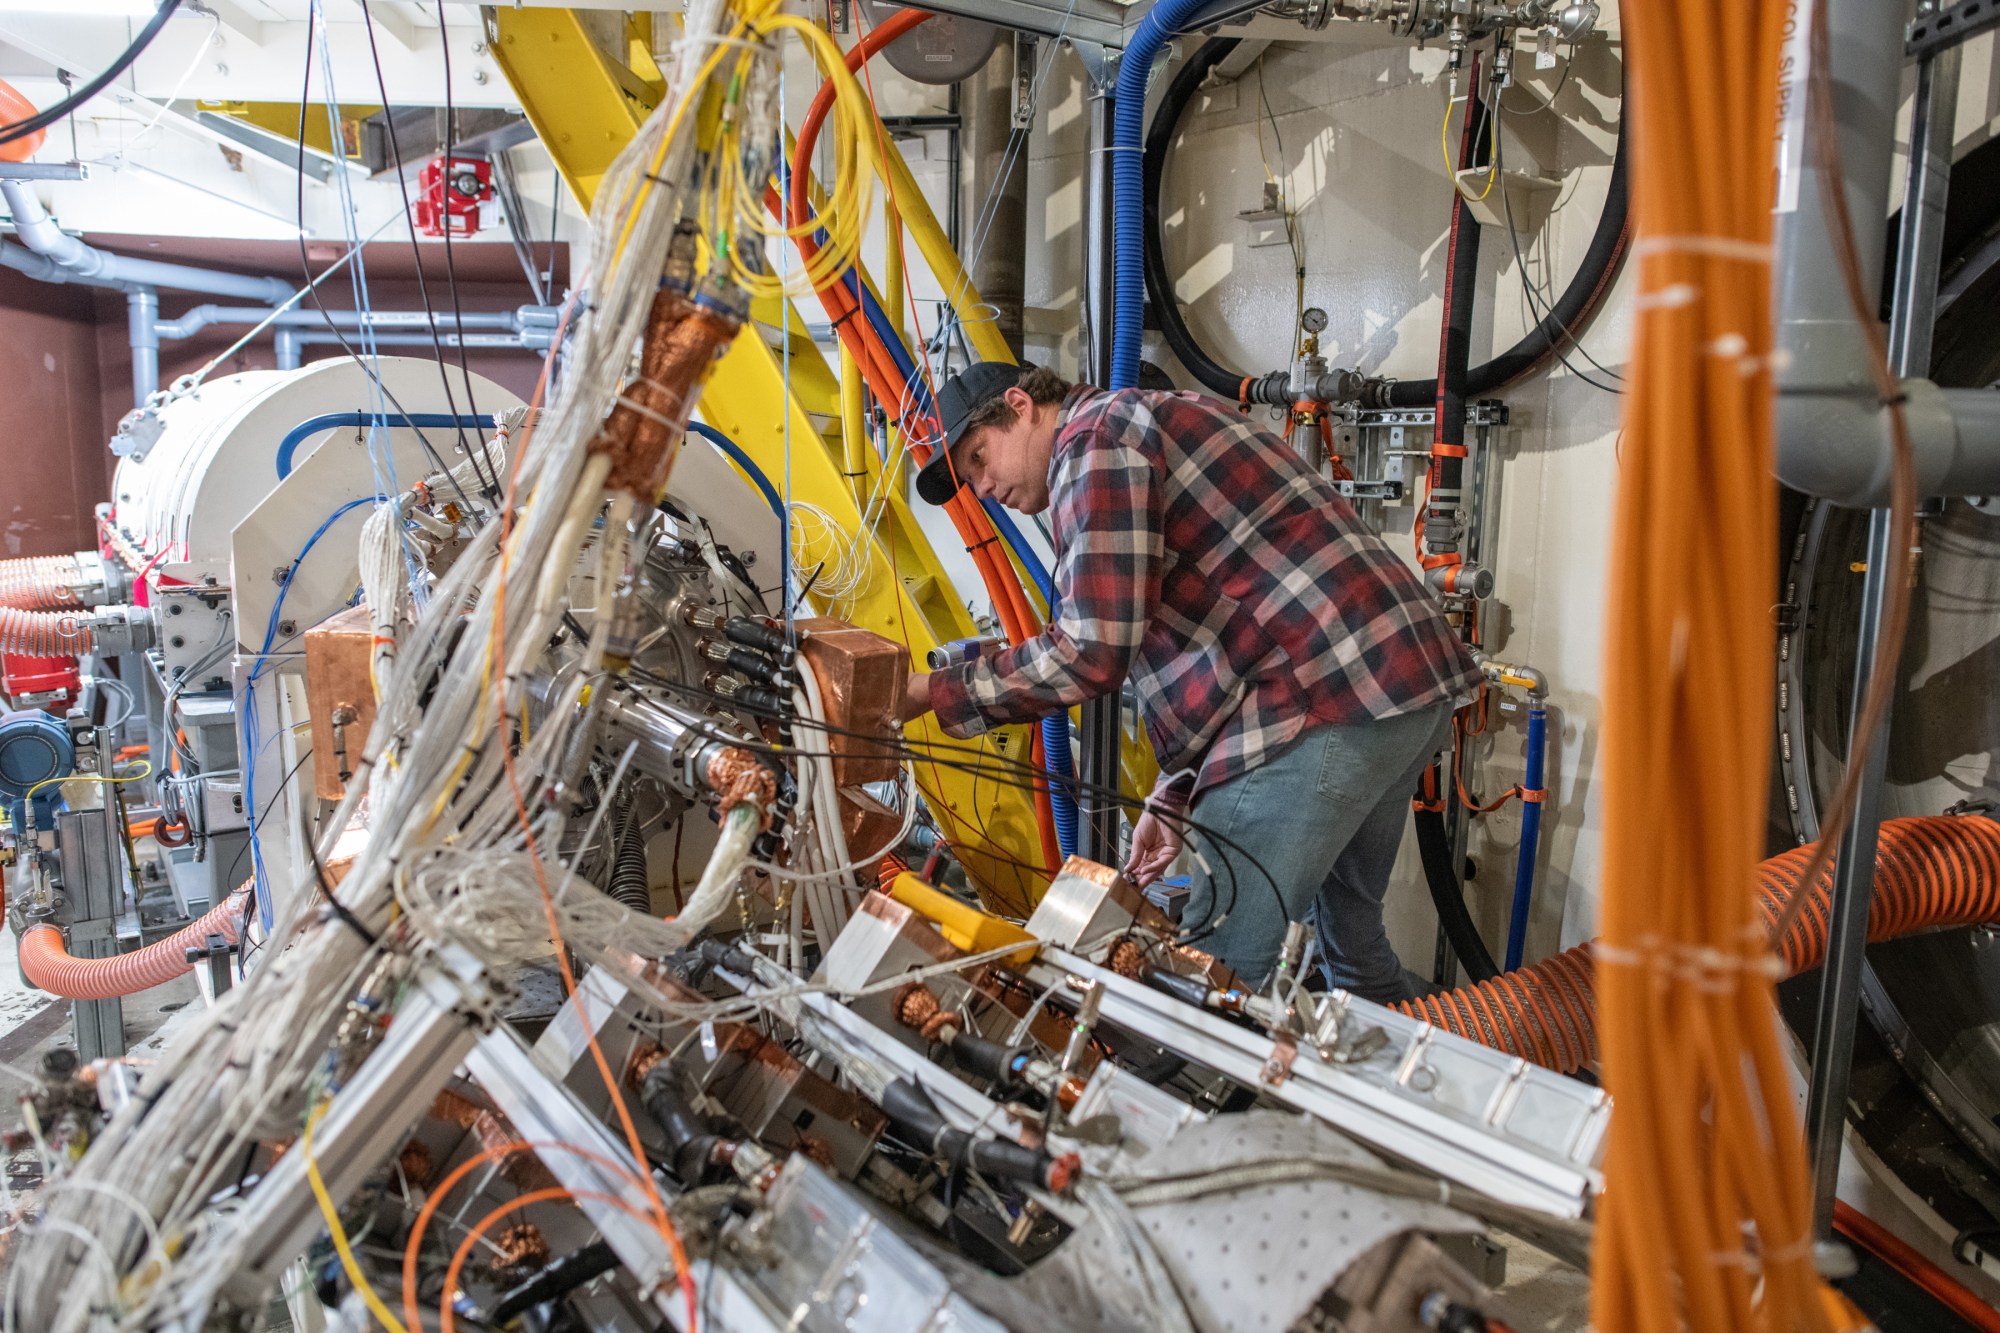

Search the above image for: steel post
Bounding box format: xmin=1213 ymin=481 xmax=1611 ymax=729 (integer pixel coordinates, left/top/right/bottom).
xmin=1804 ymin=42 xmax=1960 ymax=1241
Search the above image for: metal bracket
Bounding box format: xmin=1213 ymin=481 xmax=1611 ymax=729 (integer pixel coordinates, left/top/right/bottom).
xmin=1261 ymin=1032 xmax=1298 ymax=1086
xmin=1906 ymin=0 xmax=1998 ymax=59
xmin=1069 ymin=38 xmax=1121 ymax=95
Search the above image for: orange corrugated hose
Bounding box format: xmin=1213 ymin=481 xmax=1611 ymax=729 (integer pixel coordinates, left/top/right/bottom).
xmin=1398 ymin=815 xmax=2000 ymax=1075
xmin=19 ymin=884 xmax=249 ymax=999
xmin=1586 ymin=0 xmax=1834 ymax=1324
xmin=0 ymin=556 xmax=85 ymax=611
xmin=0 ymin=606 xmax=92 ymax=656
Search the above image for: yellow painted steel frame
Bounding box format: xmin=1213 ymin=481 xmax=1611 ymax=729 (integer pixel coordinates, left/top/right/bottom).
xmin=702 ymin=298 xmax=1046 ymax=917
xmin=487 ymin=8 xmax=666 ymax=209
xmin=489 ymin=8 xmax=1158 ymax=912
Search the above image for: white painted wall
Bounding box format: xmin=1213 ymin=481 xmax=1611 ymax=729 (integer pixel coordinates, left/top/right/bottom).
xmin=999 ymin=23 xmax=1632 ymax=968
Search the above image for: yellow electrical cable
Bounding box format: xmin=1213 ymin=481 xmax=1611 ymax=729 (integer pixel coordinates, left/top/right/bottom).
xmin=1441 ymin=93 xmax=1499 ymax=203
xmin=23 ymin=760 xmax=153 ymax=809
xmin=303 ymin=1102 xmax=411 ymax=1333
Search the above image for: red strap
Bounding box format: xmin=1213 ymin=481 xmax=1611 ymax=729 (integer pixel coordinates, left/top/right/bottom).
xmin=1431 ymin=442 xmax=1469 ymax=458
xmin=1520 ymin=787 xmax=1547 ymax=805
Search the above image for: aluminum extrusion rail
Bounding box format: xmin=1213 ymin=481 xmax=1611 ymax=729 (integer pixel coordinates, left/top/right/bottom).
xmin=1026 ymin=948 xmax=1607 ymax=1219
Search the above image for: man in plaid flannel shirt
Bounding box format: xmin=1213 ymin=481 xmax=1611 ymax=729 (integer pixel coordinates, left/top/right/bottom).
xmin=902 ymin=362 xmax=1481 ymax=1000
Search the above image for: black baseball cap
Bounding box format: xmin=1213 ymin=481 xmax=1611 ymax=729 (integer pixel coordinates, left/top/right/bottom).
xmin=914 ymin=361 xmax=1024 ymax=505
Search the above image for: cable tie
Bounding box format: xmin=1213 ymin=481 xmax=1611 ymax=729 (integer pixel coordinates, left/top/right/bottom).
xmin=1637 ymin=282 xmax=1701 ymax=310
xmin=1519 ymin=787 xmax=1545 ymax=804
xmin=1431 ymin=443 xmax=1468 ymax=458
xmin=1634 ymin=234 xmax=1774 ymax=264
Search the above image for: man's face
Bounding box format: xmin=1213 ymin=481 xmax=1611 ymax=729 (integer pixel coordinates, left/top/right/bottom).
xmin=949 ymin=386 xmax=1057 ymax=514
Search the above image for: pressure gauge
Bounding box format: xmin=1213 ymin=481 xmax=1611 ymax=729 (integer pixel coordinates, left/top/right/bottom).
xmin=1301 ymin=307 xmax=1329 ymax=334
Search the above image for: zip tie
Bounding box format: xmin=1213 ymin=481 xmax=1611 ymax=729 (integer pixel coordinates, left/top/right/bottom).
xmin=1635 ymin=234 xmax=1775 ymax=263
xmin=1638 ymin=283 xmax=1701 ymax=310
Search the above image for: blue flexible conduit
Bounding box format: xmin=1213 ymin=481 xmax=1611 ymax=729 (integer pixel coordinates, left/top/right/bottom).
xmin=1503 ymin=703 xmax=1547 ymax=971
xmin=1111 ymin=0 xmax=1213 ymax=391
xmin=275 ymin=412 xmax=496 ymax=480
xmin=687 ymin=422 xmax=785 ymax=519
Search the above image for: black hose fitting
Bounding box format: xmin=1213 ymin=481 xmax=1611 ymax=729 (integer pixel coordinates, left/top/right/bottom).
xmin=638 ymin=1062 xmax=732 ymax=1186
xmin=947 ymin=1031 xmax=1030 ymax=1086
xmin=879 ymin=1080 xmax=1078 ymax=1193
xmin=487 ymin=1241 xmax=620 ymax=1325
xmin=723 ymin=616 xmax=789 ymax=656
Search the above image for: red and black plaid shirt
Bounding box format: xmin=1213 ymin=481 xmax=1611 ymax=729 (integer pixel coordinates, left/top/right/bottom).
xmin=929 ymin=387 xmax=1481 ymax=808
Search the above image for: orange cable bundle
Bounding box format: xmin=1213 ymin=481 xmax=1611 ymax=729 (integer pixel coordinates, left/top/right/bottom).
xmin=1593 ymin=1 xmax=1837 ymax=1329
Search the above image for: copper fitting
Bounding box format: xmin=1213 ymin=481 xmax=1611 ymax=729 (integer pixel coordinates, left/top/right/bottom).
xmin=397 ymin=1140 xmax=435 ymax=1189
xmin=627 ymin=1042 xmax=670 ymax=1087
xmin=1107 ymin=937 xmax=1147 ymax=979
xmin=919 ymin=1010 xmax=965 ymax=1044
xmin=707 ymin=747 xmax=776 ymax=827
xmin=490 ymin=1221 xmax=551 ymax=1273
xmin=795 ymin=1130 xmax=835 ymax=1169
xmin=892 ymin=983 xmax=941 ymax=1031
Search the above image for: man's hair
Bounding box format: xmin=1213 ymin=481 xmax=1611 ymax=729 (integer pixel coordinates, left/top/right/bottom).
xmin=960 ymin=365 xmax=1071 ymax=437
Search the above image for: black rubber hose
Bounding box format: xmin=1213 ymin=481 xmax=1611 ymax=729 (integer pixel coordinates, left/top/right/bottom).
xmin=607 ymin=788 xmax=652 ymax=914
xmin=1413 ymin=771 xmax=1501 ymax=982
xmin=1143 ymin=37 xmax=1630 ymax=406
xmin=879 ymin=1080 xmax=1074 ymax=1191
xmin=1143 ymin=37 xmax=1260 ymax=398
xmin=487 ymin=1241 xmax=620 ymax=1325
xmin=1425 ymin=70 xmax=1491 ymax=562
xmin=638 ymin=1063 xmax=728 ymax=1185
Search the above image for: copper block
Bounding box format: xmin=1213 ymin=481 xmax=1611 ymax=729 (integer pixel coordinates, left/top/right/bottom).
xmin=303 ymin=603 xmax=376 ymax=802
xmin=838 ymin=784 xmax=903 ymax=865
xmin=796 ymin=616 xmax=908 ymax=787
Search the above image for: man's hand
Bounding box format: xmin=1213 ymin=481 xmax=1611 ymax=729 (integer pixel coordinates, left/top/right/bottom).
xmin=1123 ymin=809 xmax=1183 ymax=887
xmin=899 ymin=672 xmax=934 ymax=724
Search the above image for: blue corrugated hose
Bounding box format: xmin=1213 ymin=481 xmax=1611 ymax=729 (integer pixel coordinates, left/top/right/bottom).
xmin=1504 ymin=703 xmax=1547 ymax=971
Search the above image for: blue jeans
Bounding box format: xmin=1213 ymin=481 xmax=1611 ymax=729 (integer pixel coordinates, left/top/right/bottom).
xmin=1181 ymin=702 xmax=1455 ymax=1002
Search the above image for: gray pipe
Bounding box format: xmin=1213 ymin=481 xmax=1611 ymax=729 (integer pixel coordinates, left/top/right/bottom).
xmin=127 ymin=290 xmax=159 ymax=403
xmin=1 ymin=180 xmax=294 ymax=305
xmin=961 ymin=39 xmax=1028 ymax=356
xmin=1774 ymin=0 xmax=2000 ymax=506
xmin=0 ymin=239 xmax=133 ymax=291
xmin=279 ymin=329 xmax=548 ymax=370
xmin=154 ymin=303 xmax=557 ymax=341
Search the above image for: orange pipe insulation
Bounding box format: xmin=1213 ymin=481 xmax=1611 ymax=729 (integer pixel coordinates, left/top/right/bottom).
xmin=1399 ymin=816 xmax=2000 ymax=1075
xmin=20 ymin=885 xmax=249 ymax=1000
xmin=0 ymin=556 xmax=85 ymax=612
xmin=0 ymin=606 xmax=92 ymax=657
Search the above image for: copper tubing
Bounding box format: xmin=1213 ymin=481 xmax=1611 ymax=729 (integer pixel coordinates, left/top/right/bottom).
xmin=1398 ymin=816 xmax=2000 ymax=1075
xmin=20 ymin=885 xmax=248 ymax=1000
xmin=0 ymin=556 xmax=84 ymax=611
xmin=0 ymin=606 xmax=92 ymax=657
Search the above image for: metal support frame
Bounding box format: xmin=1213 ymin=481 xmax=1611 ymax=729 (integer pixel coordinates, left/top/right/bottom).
xmin=217 ymin=947 xmax=501 ymax=1305
xmin=1026 ymin=947 xmax=1606 ymax=1217
xmin=1075 ymin=46 xmax=1125 ymax=863
xmin=55 ymin=728 xmax=129 ymax=1061
xmin=1804 ymin=41 xmax=1961 ymax=1241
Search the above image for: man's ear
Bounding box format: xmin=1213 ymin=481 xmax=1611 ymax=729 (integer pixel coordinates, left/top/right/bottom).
xmin=1003 ymin=384 xmax=1035 ymax=416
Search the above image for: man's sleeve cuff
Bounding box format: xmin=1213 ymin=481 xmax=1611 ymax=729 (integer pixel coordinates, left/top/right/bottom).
xmin=1147 ymin=771 xmax=1194 ymax=813
xmin=927 ymin=663 xmax=991 ymax=738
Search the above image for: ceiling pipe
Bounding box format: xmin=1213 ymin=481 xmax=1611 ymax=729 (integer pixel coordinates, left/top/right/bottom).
xmin=1774 ymin=0 xmax=2000 ymax=506
xmin=0 ymin=180 xmax=294 ymax=306
xmin=154 ymin=303 xmax=559 ymax=340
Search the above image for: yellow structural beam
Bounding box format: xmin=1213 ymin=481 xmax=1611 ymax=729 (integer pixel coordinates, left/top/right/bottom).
xmin=700 ymin=297 xmax=1048 ymax=917
xmin=489 ymin=9 xmax=1157 ymax=907
xmin=487 ymin=8 xmax=662 ymax=209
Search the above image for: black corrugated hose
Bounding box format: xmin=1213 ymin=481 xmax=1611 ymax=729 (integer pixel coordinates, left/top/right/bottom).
xmin=1142 ymin=37 xmax=1629 ymax=406
xmin=608 ymin=786 xmax=652 ymax=914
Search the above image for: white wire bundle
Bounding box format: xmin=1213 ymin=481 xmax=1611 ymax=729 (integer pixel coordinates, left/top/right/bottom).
xmin=5 ymin=4 xmax=755 ymax=1326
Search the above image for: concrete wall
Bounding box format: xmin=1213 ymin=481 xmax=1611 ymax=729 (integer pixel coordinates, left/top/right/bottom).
xmin=1014 ymin=24 xmax=1634 ymax=966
